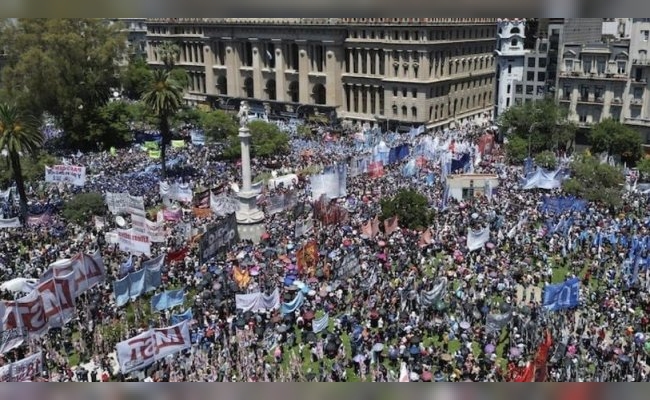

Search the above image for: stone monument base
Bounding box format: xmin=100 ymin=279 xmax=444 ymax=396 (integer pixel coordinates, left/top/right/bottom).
xmin=236 ymin=190 xmax=265 ymax=243
xmin=237 ymin=222 xmax=266 ymax=244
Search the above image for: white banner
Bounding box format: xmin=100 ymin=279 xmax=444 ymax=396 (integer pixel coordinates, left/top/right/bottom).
xmin=0 ymin=217 xmax=21 ymax=229
xmin=131 ymin=214 xmax=165 ymax=243
xmin=105 ymin=192 xmax=145 ymax=215
xmin=467 ymin=227 xmax=491 ymax=252
xmin=0 ymin=351 xmax=43 ymax=382
xmin=159 ymin=182 xmax=193 ymax=203
xmin=117 ymin=229 xmax=151 ymax=256
xmin=45 ymin=165 xmax=86 ymax=186
xmin=116 ymin=320 xmax=190 ymax=374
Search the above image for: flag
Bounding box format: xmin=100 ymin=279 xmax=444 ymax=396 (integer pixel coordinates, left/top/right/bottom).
xmin=399 ymin=362 xmax=410 ymax=382
xmin=533 ymin=330 xmax=553 ymax=382
xmin=384 ymin=216 xmax=399 ymax=236
xmin=119 ymin=255 xmax=134 ymax=275
xmin=233 ymin=266 xmax=251 ymax=289
xmin=167 ymin=247 xmax=188 ymax=263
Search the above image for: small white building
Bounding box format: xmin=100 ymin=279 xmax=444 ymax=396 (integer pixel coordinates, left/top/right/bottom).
xmin=494 ymin=18 xmax=527 ymax=117
xmin=446 ymin=174 xmax=500 ymax=201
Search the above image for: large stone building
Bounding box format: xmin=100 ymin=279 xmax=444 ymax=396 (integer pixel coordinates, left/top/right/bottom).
xmin=556 ymin=19 xmax=650 ymax=143
xmin=145 ymin=18 xmax=497 ymax=130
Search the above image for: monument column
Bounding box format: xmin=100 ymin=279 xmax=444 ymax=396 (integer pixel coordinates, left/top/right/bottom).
xmin=236 ymin=101 xmax=264 ymax=225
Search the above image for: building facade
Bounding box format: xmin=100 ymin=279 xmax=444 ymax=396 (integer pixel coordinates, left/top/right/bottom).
xmin=108 ymin=18 xmax=148 ymax=61
xmin=556 ymin=19 xmax=650 ymax=143
xmin=145 ymin=18 xmax=497 ymax=130
xmin=494 ymin=18 xmax=549 ymax=117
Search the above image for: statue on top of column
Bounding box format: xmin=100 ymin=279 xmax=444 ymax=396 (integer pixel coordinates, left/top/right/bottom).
xmin=238 ymin=101 xmax=250 ymax=127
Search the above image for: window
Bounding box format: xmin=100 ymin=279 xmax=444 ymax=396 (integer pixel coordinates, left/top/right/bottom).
xmin=515 ymin=98 xmax=522 ymax=105
xmin=597 ymin=59 xmax=606 ymax=74
xmin=506 ymin=98 xmax=510 ymax=107
xmin=537 ymin=72 xmax=546 ymax=82
xmin=565 ymin=59 xmax=573 ymax=71
xmin=539 ymin=43 xmax=548 ymax=53
xmin=515 ymin=84 xmax=523 ymax=94
xmin=526 ymin=85 xmax=534 ymax=95
xmin=582 ymin=57 xmax=592 ymax=74
xmin=393 ymin=87 xmax=398 ymax=96
xmin=634 ymin=87 xmax=644 ymax=99
xmin=511 ymin=39 xmax=518 ymax=47
xmin=528 ymin=58 xmax=536 ymax=68
xmin=507 ymin=84 xmax=511 ymax=94
xmin=617 ymin=61 xmax=627 ymax=74
xmin=412 ymin=88 xmax=417 ymax=98
xmin=580 ymin=85 xmax=589 ymax=100
xmin=411 ymin=106 xmax=417 ymax=118
xmin=562 ymin=85 xmax=571 ymax=100
xmin=507 ymin=64 xmax=512 ymax=74
xmin=538 ymin=58 xmax=547 ymax=68
xmin=402 ymin=88 xmax=407 ymax=97
xmin=402 ymin=105 xmax=407 ymax=116
xmin=527 ymin=71 xmax=535 ymax=81
xmin=643 ymin=30 xmax=650 ymax=41
xmin=579 ymin=114 xmax=587 ymax=123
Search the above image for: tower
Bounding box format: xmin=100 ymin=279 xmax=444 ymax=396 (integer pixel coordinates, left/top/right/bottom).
xmin=494 ymin=18 xmax=527 ymax=117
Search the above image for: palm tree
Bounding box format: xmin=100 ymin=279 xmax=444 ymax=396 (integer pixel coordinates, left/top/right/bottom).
xmin=142 ymin=69 xmax=183 ymax=178
xmin=0 ymin=103 xmax=43 ymax=218
xmin=156 ymin=41 xmax=181 ymax=72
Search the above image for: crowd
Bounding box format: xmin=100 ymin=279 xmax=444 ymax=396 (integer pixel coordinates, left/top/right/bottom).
xmin=0 ymin=116 xmax=649 ymax=382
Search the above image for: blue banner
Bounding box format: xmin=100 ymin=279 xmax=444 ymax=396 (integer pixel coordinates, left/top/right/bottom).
xmin=151 ymin=289 xmax=186 ymax=312
xmin=128 ymin=269 xmax=146 ymax=301
xmin=144 ymin=263 xmax=162 ymax=293
xmin=280 ymin=291 xmax=305 ymax=315
xmin=119 ymin=255 xmax=134 ymax=276
xmin=543 ymin=278 xmax=580 ymax=311
xmin=113 ymin=275 xmax=130 ymax=307
xmin=171 ymin=308 xmax=193 ymax=325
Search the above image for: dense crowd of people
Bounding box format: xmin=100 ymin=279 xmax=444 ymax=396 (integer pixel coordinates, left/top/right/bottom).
xmin=0 ymin=115 xmax=649 ymax=382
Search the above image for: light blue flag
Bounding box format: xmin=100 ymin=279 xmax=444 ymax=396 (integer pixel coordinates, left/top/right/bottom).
xmin=128 ymin=269 xmax=146 ymax=300
xmin=151 ymin=289 xmax=186 ymax=312
xmin=281 ymin=291 xmax=305 ymax=315
xmin=426 ymin=172 xmax=435 ymax=186
xmin=113 ymin=275 xmax=131 ymax=307
xmin=171 ymin=308 xmax=193 ymax=325
xmin=119 ymin=255 xmax=134 ymax=276
xmin=312 ymin=313 xmax=329 ymax=333
xmin=543 ymin=278 xmax=580 ymax=311
xmin=144 ymin=260 xmax=163 ymax=293
xmin=402 ymin=159 xmax=417 ymax=177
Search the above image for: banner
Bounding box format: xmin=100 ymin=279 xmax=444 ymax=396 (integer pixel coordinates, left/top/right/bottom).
xmin=420 ymin=277 xmax=448 ymax=308
xmin=190 ymin=130 xmax=205 ymax=146
xmin=0 ymin=351 xmax=43 ymax=382
xmin=210 ymin=193 xmax=239 ymax=217
xmin=171 ymin=140 xmax=186 ymax=149
xmin=296 ymin=240 xmax=319 ymax=275
xmin=0 ymin=326 xmax=26 ymax=354
xmin=105 ymin=192 xmax=145 ymax=215
xmin=45 ymin=165 xmax=86 ymax=186
xmin=486 ymin=310 xmax=513 ymax=334
xmin=40 ymin=250 xmax=106 ymax=297
xmin=35 ymin=272 xmax=76 ymax=329
xmin=26 ymin=213 xmax=52 ymax=227
xmin=0 ymin=217 xmax=21 ymax=229
xmin=312 ymin=313 xmax=329 ymax=333
xmin=467 ymin=227 xmax=490 ymax=252
xmin=113 ymin=259 xmax=163 ymax=307
xmin=116 ymin=320 xmax=191 ymax=374
xmin=148 ymin=150 xmax=161 ymax=159
xmin=543 ymin=278 xmax=580 ymax=311
xmin=162 ymin=208 xmax=182 ymax=222
xmin=199 ymin=213 xmax=239 ymax=263
xmin=294 ymin=218 xmax=314 ymax=238
xmin=131 ymin=214 xmax=165 ymax=243
xmin=234 ymin=289 xmax=280 ymax=313
xmin=159 ymin=182 xmax=193 ymax=203
xmin=151 ymin=289 xmax=186 ymax=312
xmin=117 ymin=229 xmax=151 ymax=256
xmin=335 ymin=251 xmax=359 ymax=279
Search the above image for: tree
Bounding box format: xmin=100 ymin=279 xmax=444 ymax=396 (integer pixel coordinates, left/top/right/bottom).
xmin=0 ymin=19 xmax=127 ymax=150
xmin=0 ymin=103 xmax=43 ymax=218
xmin=120 ymin=57 xmax=152 ymax=100
xmin=589 ymin=118 xmax=643 ymax=165
xmin=505 ymin=136 xmax=529 ymax=164
xmin=172 ymin=106 xmax=202 ymax=128
xmin=637 ymin=157 xmax=650 ymax=181
xmin=380 ymin=189 xmax=434 ymax=230
xmin=201 ymin=110 xmax=238 ymax=141
xmin=62 ymin=192 xmax=105 ymax=224
xmin=534 ymin=150 xmax=558 ymax=170
xmin=562 ymin=153 xmax=625 ymax=207
xmin=224 ymin=120 xmax=289 ymax=158
xmin=142 ymin=69 xmax=183 ymax=178
xmin=498 ymin=99 xmax=576 ymax=154
xmin=0 ymin=152 xmax=58 ymax=187
xmin=87 ymin=101 xmax=136 ymax=149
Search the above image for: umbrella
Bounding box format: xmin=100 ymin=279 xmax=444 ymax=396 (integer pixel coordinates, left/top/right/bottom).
xmin=409 ymin=372 xmax=419 ymax=381
xmin=484 ymin=344 xmax=495 ymax=354
xmin=235 ymin=318 xmax=246 ymax=328
xmin=283 ymin=276 xmax=296 ymax=286
xmin=304 ymin=332 xmax=317 ymax=343
xmin=434 ymin=371 xmax=445 ymax=382
xmin=459 ymin=321 xmax=470 ymax=330
xmin=509 ymin=347 xmax=521 ymax=357
xmin=410 ymin=336 xmax=421 ymax=344
xmin=307 ymin=277 xmax=319 ymax=284
xmin=249 ymin=266 xmax=260 ymax=276
xmin=486 ymin=242 xmax=495 ymax=249
xmin=353 ymin=354 xmax=365 ymax=363
xmin=293 ymin=280 xmax=306 ymax=290
xmin=307 ymin=289 xmax=316 ymax=297
xmin=421 ymin=371 xmax=432 ymax=382
xmin=276 ymin=324 xmax=289 ymax=333
xmin=319 ymin=289 xmax=328 ymax=298
xmin=372 ymin=343 xmax=384 ymax=352
xmin=409 ymin=345 xmax=420 ymax=355
xmin=440 ymin=354 xmax=452 ymax=362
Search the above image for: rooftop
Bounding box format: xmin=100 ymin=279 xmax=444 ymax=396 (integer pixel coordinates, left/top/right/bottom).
xmin=146 ymin=18 xmax=497 ymax=26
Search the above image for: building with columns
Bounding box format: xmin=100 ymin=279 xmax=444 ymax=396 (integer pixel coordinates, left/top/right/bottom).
xmin=145 ymin=18 xmax=497 ymax=130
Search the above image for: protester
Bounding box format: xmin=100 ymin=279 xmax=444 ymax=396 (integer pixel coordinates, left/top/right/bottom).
xmin=0 ymin=117 xmax=648 ymax=383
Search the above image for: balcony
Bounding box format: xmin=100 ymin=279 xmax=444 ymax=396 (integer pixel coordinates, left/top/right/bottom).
xmin=633 ymin=59 xmax=650 ymax=66
xmin=559 ymin=70 xmax=628 ymax=81
xmin=625 ymin=117 xmax=650 ymax=127
xmin=630 ymin=98 xmax=644 ymax=106
xmin=631 ymin=79 xmax=647 ymax=85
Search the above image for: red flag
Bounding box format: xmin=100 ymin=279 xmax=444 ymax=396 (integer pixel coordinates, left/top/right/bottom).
xmin=533 ymin=330 xmax=553 ymax=382
xmin=167 ymin=247 xmax=188 ymax=263
xmin=368 ymin=162 xmax=384 ymax=178
xmin=511 ymin=362 xmax=535 ymax=382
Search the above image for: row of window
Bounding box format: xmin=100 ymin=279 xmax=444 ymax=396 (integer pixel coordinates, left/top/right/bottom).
xmin=561 ymin=85 xmax=642 ymax=101
xmin=348 ymin=27 xmax=495 ymax=42
xmin=149 ymin=26 xmax=204 ymax=35
xmin=564 ymin=58 xmax=627 ymax=75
